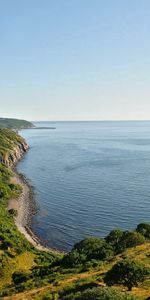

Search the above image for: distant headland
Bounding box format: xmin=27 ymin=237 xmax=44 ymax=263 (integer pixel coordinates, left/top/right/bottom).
xmin=0 ymin=117 xmax=35 ymax=129
xmin=0 ymin=118 xmax=56 ymax=130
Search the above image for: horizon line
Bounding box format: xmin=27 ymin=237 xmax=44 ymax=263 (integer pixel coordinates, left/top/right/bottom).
xmin=31 ymin=119 xmax=150 ymax=122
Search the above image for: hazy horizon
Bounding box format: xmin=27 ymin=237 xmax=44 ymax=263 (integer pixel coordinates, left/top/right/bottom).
xmin=3 ymin=116 xmax=150 ymax=122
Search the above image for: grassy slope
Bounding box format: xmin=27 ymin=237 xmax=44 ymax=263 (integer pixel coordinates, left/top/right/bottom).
xmin=2 ymin=243 xmax=150 ymax=300
xmin=0 ymin=128 xmax=150 ymax=299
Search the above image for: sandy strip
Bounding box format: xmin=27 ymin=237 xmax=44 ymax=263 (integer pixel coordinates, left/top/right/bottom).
xmin=8 ymin=172 xmax=51 ymax=252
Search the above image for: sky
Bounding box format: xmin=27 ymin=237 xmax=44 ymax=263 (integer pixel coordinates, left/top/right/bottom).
xmin=0 ymin=0 xmax=150 ymax=121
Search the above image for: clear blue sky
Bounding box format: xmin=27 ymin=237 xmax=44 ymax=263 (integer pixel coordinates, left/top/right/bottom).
xmin=0 ymin=0 xmax=150 ymax=121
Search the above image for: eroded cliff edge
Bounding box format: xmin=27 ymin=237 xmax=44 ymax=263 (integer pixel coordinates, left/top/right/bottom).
xmin=0 ymin=128 xmax=29 ymax=167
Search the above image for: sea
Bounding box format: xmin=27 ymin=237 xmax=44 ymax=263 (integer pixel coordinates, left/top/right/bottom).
xmin=17 ymin=121 xmax=150 ymax=251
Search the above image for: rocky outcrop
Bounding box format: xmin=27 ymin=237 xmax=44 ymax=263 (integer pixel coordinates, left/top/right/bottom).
xmin=0 ymin=128 xmax=29 ymax=167
xmin=1 ymin=141 xmax=29 ymax=167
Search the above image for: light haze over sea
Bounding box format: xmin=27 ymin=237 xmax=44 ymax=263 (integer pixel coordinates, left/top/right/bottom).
xmin=17 ymin=121 xmax=150 ymax=251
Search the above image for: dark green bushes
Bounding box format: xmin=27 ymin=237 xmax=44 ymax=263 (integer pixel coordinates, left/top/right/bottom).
xmin=59 ymin=286 xmax=140 ymax=300
xmin=105 ymin=230 xmax=145 ymax=253
xmin=63 ymin=237 xmax=114 ymax=267
xmin=63 ymin=227 xmax=146 ymax=268
xmin=12 ymin=271 xmax=30 ymax=285
xmin=136 ymin=223 xmax=150 ymax=239
xmin=104 ymin=258 xmax=150 ymax=291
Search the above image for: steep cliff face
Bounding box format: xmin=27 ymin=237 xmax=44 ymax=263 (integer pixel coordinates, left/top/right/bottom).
xmin=0 ymin=128 xmax=29 ymax=167
xmin=1 ymin=141 xmax=29 ymax=167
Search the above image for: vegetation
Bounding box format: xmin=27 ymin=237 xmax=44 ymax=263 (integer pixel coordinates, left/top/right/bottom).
xmin=63 ymin=237 xmax=114 ymax=267
xmin=0 ymin=163 xmax=31 ymax=253
xmin=0 ymin=117 xmax=34 ymax=129
xmin=1 ymin=128 xmax=150 ymax=299
xmin=59 ymin=286 xmax=140 ymax=300
xmin=105 ymin=258 xmax=150 ymax=291
xmin=136 ymin=223 xmax=150 ymax=239
xmin=105 ymin=229 xmax=145 ymax=253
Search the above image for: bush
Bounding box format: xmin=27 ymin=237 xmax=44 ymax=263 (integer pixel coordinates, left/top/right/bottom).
xmin=106 ymin=230 xmax=145 ymax=253
xmin=12 ymin=271 xmax=30 ymax=285
xmin=105 ymin=229 xmax=124 ymax=250
xmin=60 ymin=286 xmax=140 ymax=300
xmin=43 ymin=293 xmax=59 ymax=300
xmin=63 ymin=237 xmax=114 ymax=267
xmin=136 ymin=223 xmax=150 ymax=239
xmin=104 ymin=258 xmax=150 ymax=291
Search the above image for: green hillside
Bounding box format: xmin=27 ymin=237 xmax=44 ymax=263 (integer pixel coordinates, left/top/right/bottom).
xmin=0 ymin=118 xmax=34 ymax=129
xmin=0 ymin=129 xmax=150 ymax=299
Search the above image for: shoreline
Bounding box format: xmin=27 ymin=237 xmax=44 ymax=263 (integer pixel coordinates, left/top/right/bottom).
xmin=8 ymin=170 xmax=58 ymax=253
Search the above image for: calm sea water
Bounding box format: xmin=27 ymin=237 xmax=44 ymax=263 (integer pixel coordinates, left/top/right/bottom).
xmin=17 ymin=121 xmax=150 ymax=251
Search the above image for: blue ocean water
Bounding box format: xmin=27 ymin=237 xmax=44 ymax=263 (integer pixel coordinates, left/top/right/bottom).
xmin=17 ymin=121 xmax=150 ymax=251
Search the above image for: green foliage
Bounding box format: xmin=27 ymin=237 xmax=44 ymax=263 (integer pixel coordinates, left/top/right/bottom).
xmin=32 ymin=252 xmax=61 ymax=279
xmin=104 ymin=258 xmax=150 ymax=291
xmin=12 ymin=271 xmax=30 ymax=285
xmin=60 ymin=286 xmax=140 ymax=300
xmin=42 ymin=292 xmax=59 ymax=300
xmin=0 ymin=162 xmax=32 ymax=254
xmin=136 ymin=223 xmax=150 ymax=239
xmin=34 ymin=252 xmax=59 ymax=266
xmin=106 ymin=230 xmax=145 ymax=253
xmin=0 ymin=254 xmax=9 ymax=277
xmin=63 ymin=237 xmax=114 ymax=267
xmin=0 ymin=130 xmax=33 ymax=254
xmin=105 ymin=229 xmax=124 ymax=249
xmin=0 ymin=163 xmax=12 ymax=180
xmin=81 ymin=259 xmax=103 ymax=272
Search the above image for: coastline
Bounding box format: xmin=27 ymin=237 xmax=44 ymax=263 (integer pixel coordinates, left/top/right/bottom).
xmin=8 ymin=170 xmax=55 ymax=252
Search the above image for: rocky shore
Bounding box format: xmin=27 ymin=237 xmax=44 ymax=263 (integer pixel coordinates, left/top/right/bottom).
xmin=8 ymin=172 xmax=50 ymax=251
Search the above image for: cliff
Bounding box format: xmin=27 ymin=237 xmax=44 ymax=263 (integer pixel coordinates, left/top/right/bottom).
xmin=0 ymin=128 xmax=29 ymax=167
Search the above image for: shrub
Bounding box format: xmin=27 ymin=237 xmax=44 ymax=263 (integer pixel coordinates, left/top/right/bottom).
xmin=63 ymin=237 xmax=114 ymax=267
xmin=60 ymin=286 xmax=140 ymax=300
xmin=43 ymin=293 xmax=59 ymax=299
xmin=12 ymin=271 xmax=30 ymax=285
xmin=104 ymin=258 xmax=150 ymax=291
xmin=106 ymin=230 xmax=145 ymax=253
xmin=136 ymin=223 xmax=150 ymax=239
xmin=105 ymin=229 xmax=124 ymax=250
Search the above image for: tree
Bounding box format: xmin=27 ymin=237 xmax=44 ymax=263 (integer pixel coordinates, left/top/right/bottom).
xmin=104 ymin=258 xmax=150 ymax=291
xmin=106 ymin=230 xmax=145 ymax=253
xmin=63 ymin=237 xmax=114 ymax=267
xmin=105 ymin=229 xmax=124 ymax=251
